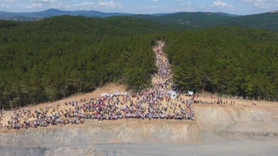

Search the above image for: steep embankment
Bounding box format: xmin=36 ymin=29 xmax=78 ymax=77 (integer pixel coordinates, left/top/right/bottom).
xmin=195 ymin=104 xmax=278 ymax=137
xmin=0 ymin=104 xmax=277 ymax=148
xmin=0 ymin=120 xmax=199 ymax=146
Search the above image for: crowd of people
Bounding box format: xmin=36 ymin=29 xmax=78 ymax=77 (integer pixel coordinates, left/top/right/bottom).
xmin=1 ymin=41 xmax=195 ymax=130
xmin=0 ymin=112 xmax=3 ymax=128
xmin=193 ymin=99 xmax=236 ymax=105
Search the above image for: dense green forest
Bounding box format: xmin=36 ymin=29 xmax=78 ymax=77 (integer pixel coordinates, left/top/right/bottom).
xmin=1 ymin=15 xmax=278 ymax=109
xmin=0 ymin=16 xmax=168 ymax=109
xmin=163 ymin=27 xmax=278 ymax=100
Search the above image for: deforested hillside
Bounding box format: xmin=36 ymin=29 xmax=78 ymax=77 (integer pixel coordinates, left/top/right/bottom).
xmin=164 ymin=27 xmax=278 ymax=100
xmin=0 ymin=16 xmax=170 ymax=109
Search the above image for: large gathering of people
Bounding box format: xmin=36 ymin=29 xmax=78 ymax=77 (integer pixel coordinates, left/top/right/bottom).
xmin=0 ymin=41 xmax=237 ymax=130
xmin=0 ymin=42 xmax=194 ymax=129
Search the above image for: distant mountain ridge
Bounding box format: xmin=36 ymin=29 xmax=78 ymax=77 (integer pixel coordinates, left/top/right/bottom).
xmin=0 ymin=9 xmax=238 ymax=21
xmin=0 ymin=9 xmax=133 ymax=21
xmin=134 ymin=12 xmax=231 ymax=29
xmin=0 ymin=9 xmax=278 ymax=32
xmin=135 ymin=12 xmax=278 ymax=32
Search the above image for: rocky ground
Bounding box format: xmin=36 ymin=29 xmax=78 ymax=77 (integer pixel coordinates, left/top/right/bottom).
xmin=1 ymin=137 xmax=278 ymax=156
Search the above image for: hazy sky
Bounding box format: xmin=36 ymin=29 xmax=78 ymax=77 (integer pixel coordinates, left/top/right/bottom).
xmin=0 ymin=0 xmax=277 ymax=15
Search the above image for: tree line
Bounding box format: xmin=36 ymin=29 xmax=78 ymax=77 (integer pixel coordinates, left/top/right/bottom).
xmin=163 ymin=26 xmax=278 ymax=100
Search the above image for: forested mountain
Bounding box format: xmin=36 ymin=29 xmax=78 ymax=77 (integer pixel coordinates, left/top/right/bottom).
xmin=0 ymin=11 xmax=40 ymax=21
xmin=1 ymin=15 xmax=278 ymax=109
xmin=0 ymin=14 xmax=38 ymax=21
xmin=135 ymin=12 xmax=230 ymax=29
xmin=0 ymin=16 xmax=171 ymax=109
xmin=225 ymin=13 xmax=278 ymax=32
xmin=215 ymin=12 xmax=237 ymax=17
xmin=163 ymin=27 xmax=278 ymax=100
xmin=136 ymin=12 xmax=278 ymax=32
xmin=1 ymin=9 xmax=278 ymax=32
